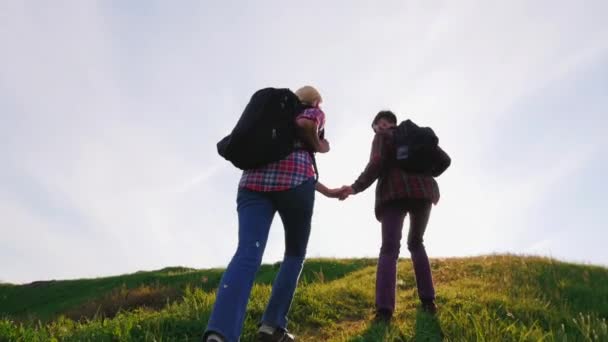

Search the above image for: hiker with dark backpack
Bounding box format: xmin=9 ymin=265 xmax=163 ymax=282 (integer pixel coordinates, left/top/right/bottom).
xmin=338 ymin=110 xmax=450 ymax=322
xmin=204 ymin=86 xmax=342 ymax=342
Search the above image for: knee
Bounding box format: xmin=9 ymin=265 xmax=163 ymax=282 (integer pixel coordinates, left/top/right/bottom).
xmin=285 ymin=236 xmax=309 ymax=258
xmin=234 ymin=244 xmax=265 ymax=268
xmin=282 ymin=254 xmax=305 ymax=267
xmin=407 ymin=238 xmax=424 ymax=252
xmin=380 ymin=241 xmax=401 ymax=257
xmin=285 ymin=245 xmax=307 ymax=258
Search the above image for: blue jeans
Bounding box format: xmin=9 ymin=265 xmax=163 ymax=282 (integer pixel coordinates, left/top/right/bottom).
xmin=204 ymin=179 xmax=315 ymax=342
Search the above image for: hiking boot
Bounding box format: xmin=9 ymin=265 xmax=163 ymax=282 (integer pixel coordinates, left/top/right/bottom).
xmin=257 ymin=326 xmax=295 ymax=342
xmin=421 ymin=301 xmax=438 ymax=315
xmin=373 ymin=308 xmax=393 ymax=323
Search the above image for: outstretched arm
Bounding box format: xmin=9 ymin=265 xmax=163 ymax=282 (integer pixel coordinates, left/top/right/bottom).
xmin=316 ymin=181 xmax=343 ymax=198
xmin=340 ymin=133 xmax=387 ymax=199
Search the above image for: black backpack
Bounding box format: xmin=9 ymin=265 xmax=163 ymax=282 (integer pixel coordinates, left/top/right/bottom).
xmin=217 ymin=88 xmax=303 ymax=170
xmin=393 ymin=120 xmax=451 ymax=177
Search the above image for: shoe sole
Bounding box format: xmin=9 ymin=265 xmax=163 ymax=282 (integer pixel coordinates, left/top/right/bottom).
xmin=257 ymin=332 xmax=294 ymax=342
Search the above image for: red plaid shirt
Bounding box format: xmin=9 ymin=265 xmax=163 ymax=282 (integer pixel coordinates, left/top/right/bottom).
xmin=351 ymin=129 xmax=441 ymax=220
xmin=239 ymin=107 xmax=325 ymax=192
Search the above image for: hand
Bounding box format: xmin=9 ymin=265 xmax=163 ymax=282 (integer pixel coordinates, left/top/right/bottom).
xmin=338 ymin=186 xmax=354 ymax=201
xmin=324 ymin=187 xmax=343 ymax=199
xmin=318 ymin=139 xmax=330 ymax=153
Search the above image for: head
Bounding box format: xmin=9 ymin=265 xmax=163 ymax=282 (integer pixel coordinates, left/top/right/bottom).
xmin=371 ymin=110 xmax=397 ymax=133
xmin=295 ymin=85 xmax=323 ymax=107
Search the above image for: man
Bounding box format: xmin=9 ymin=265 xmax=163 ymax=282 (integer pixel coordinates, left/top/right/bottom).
xmin=339 ymin=110 xmax=443 ymax=322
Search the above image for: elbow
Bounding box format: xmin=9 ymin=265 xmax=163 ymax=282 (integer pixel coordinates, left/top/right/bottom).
xmin=296 ymin=118 xmax=315 ymax=130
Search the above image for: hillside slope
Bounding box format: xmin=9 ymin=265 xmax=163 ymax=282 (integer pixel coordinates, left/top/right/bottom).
xmin=1 ymin=255 xmax=607 ymax=341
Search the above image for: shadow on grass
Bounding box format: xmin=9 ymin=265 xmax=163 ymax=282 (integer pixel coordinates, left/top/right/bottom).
xmin=347 ymin=320 xmax=392 ymax=342
xmin=347 ymin=308 xmax=444 ymax=341
xmin=413 ymin=308 xmax=444 ymax=341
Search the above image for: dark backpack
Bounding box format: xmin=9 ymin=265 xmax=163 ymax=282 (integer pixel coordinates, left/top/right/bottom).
xmin=393 ymin=120 xmax=451 ymax=177
xmin=217 ymin=88 xmax=303 ymax=170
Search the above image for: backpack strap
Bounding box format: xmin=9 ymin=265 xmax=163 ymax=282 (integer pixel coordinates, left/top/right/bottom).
xmin=310 ymin=151 xmax=319 ymax=182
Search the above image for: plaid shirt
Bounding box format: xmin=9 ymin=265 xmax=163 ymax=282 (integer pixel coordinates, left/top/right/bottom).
xmin=351 ymin=129 xmax=440 ymax=220
xmin=239 ymin=107 xmax=325 ymax=192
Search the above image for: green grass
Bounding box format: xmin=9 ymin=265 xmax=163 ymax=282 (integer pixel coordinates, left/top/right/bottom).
xmin=0 ymin=259 xmax=375 ymax=324
xmin=0 ymin=255 xmax=606 ymax=341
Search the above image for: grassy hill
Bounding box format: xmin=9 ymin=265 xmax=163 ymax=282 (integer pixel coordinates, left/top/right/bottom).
xmin=0 ymin=255 xmax=606 ymax=341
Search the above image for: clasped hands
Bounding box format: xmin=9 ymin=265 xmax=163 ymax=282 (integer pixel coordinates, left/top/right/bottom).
xmin=325 ymin=185 xmax=354 ymax=201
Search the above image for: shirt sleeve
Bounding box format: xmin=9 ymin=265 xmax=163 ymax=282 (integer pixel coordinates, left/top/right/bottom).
xmin=351 ymin=132 xmax=388 ymax=194
xmin=296 ymin=107 xmax=324 ymax=128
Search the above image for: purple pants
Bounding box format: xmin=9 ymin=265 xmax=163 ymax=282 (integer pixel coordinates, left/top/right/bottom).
xmin=376 ymin=199 xmax=435 ymax=313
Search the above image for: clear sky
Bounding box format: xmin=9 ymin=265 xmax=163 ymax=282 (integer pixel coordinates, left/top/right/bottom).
xmin=1 ymin=1 xmax=607 ymax=284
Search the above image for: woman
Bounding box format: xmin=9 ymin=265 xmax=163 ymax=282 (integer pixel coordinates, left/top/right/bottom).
xmin=204 ymin=86 xmax=342 ymax=342
xmin=340 ymin=110 xmax=443 ymax=322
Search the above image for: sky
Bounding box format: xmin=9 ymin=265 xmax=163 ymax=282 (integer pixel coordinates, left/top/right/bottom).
xmin=1 ymin=0 xmax=607 ymax=284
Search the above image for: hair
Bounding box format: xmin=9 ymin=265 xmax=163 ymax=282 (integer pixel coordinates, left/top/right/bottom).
xmin=371 ymin=110 xmax=397 ymax=127
xmin=295 ymin=86 xmax=323 ymax=106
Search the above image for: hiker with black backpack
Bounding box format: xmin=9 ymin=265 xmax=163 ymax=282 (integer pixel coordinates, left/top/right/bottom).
xmin=204 ymin=86 xmax=342 ymax=342
xmin=338 ymin=110 xmax=450 ymax=322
